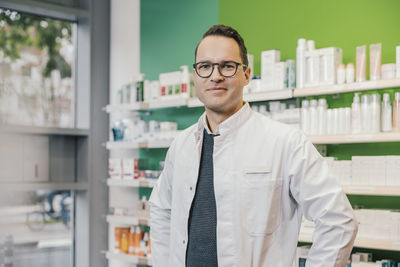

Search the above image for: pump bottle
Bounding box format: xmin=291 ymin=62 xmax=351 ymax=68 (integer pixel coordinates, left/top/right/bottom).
xmin=381 ymin=93 xmax=392 ymax=132
xmin=351 ymin=93 xmax=361 ymax=134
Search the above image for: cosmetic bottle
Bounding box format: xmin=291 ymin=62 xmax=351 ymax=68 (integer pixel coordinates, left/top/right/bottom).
xmin=317 ymin=98 xmax=327 ymax=135
xmin=345 ymin=107 xmax=352 ymax=134
xmin=370 ymin=43 xmax=382 ymax=81
xmin=346 ymin=63 xmax=355 ymax=83
xmin=296 ymin=38 xmax=306 ymax=88
xmin=356 ymin=45 xmax=367 ymax=82
xmin=393 ymin=92 xmax=400 ymax=131
xmin=326 ymin=109 xmax=333 ymax=135
xmin=136 ymin=73 xmax=145 ymax=102
xmin=309 ymin=99 xmax=318 ymax=135
xmin=337 ymin=64 xmax=346 ymax=84
xmin=306 ymin=40 xmax=319 ymax=86
xmin=351 ymin=93 xmax=362 ymax=134
xmin=333 ymin=108 xmax=339 ymax=135
xmin=381 ymin=93 xmax=392 ymax=132
xmin=361 ymin=94 xmax=370 ymax=133
xmin=301 ymin=99 xmax=310 ymax=134
xmin=370 ymin=94 xmax=381 ymax=133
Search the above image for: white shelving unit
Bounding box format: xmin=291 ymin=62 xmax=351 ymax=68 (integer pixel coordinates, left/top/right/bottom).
xmin=106 ymin=139 xmax=173 ymax=150
xmin=107 ymin=178 xmax=157 ymax=188
xmin=298 ymin=234 xmax=400 ymax=251
xmin=309 ymin=132 xmax=400 ymax=144
xmin=243 ymin=89 xmax=293 ymax=102
xmin=106 ymin=215 xmax=150 ymax=226
xmin=343 ymin=185 xmax=400 ymax=196
xmin=293 ymin=78 xmax=400 ymax=97
xmin=105 ymin=98 xmax=189 ymax=112
xmin=105 ymin=251 xmax=152 ymax=266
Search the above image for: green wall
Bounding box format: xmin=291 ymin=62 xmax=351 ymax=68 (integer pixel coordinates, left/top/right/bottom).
xmin=140 ymin=0 xmax=400 ymax=261
xmin=140 ymin=0 xmax=219 ymax=80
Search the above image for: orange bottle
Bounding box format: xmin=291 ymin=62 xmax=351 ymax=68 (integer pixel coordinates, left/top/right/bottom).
xmin=121 ymin=231 xmax=129 ymax=254
xmin=148 ymin=232 xmax=151 ymax=255
xmin=128 ymin=226 xmax=136 ymax=255
xmin=134 ymin=226 xmax=142 ymax=256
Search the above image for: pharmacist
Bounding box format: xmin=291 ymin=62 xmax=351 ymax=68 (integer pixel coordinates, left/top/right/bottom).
xmin=149 ymin=24 xmax=358 ymax=267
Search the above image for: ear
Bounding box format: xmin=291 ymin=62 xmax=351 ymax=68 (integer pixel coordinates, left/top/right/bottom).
xmin=243 ymin=66 xmax=251 ymax=86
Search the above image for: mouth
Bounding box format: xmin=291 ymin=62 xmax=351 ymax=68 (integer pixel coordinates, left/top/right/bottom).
xmin=206 ymin=87 xmax=227 ymax=91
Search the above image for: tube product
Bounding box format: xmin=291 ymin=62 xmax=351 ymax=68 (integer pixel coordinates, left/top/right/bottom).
xmin=381 ymin=93 xmax=392 ymax=132
xmin=337 ymin=64 xmax=346 ymax=84
xmin=369 ymin=43 xmax=382 ymax=81
xmin=356 ymin=45 xmax=367 ymax=82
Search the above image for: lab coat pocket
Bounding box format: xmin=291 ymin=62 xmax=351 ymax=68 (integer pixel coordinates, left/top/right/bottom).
xmin=242 ymin=169 xmax=282 ymax=236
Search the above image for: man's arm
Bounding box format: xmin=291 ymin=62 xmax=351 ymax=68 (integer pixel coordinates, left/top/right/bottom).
xmin=149 ymin=144 xmax=175 ymax=267
xmin=287 ymin=131 xmax=358 ymax=267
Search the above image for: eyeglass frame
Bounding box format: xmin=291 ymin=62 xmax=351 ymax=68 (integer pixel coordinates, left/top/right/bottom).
xmin=193 ymin=60 xmax=248 ymax=78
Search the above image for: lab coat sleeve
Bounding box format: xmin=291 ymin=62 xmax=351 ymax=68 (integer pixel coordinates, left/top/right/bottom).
xmin=287 ymin=131 xmax=358 ymax=267
xmin=149 ymin=142 xmax=175 ymax=267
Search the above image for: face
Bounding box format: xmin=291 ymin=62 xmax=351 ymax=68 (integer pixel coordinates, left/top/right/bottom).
xmin=194 ymin=36 xmax=251 ymax=116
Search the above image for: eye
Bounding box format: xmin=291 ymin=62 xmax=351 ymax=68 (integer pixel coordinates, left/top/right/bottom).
xmin=221 ymin=62 xmax=236 ymax=70
xmin=198 ymin=63 xmax=211 ymax=70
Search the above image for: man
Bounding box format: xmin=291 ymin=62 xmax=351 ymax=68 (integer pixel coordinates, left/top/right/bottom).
xmin=149 ymin=24 xmax=358 ymax=267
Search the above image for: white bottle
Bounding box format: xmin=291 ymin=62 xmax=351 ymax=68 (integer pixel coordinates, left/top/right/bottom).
xmin=361 ymin=94 xmax=371 ymax=133
xmin=332 ymin=108 xmax=339 ymax=135
xmin=370 ymin=94 xmax=381 ymax=133
xmin=317 ymin=98 xmax=327 ymax=135
xmin=337 ymin=64 xmax=346 ymax=84
xmin=381 ymin=93 xmax=392 ymax=132
xmin=326 ymin=109 xmax=333 ymax=135
xmin=351 ymin=93 xmax=362 ymax=134
xmin=301 ymin=99 xmax=310 ymax=134
xmin=306 ymin=40 xmax=320 ymax=86
xmin=296 ymin=38 xmax=307 ymax=88
xmin=309 ymin=99 xmax=318 ymax=135
xmin=346 ymin=63 xmax=355 ymax=83
xmin=344 ymin=108 xmax=352 ymax=134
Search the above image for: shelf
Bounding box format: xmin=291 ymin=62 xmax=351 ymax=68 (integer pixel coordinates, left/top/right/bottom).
xmin=105 ymin=98 xmax=188 ymax=112
xmin=106 ymin=139 xmax=173 ymax=149
xmin=309 ymin=132 xmax=400 ymax=144
xmin=105 ymin=251 xmax=152 ymax=265
xmin=0 ymin=124 xmax=90 ymax=136
xmin=0 ymin=182 xmax=88 ymax=191
xmin=299 ymin=234 xmax=400 ymax=251
xmin=107 ymin=178 xmax=157 ymax=188
xmin=293 ymin=79 xmax=400 ymax=97
xmin=343 ymin=185 xmax=400 ymax=196
xmin=106 ymin=215 xmax=149 ymax=226
xmin=243 ymin=89 xmax=293 ymax=102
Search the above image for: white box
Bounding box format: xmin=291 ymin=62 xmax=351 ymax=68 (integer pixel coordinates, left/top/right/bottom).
xmin=318 ymin=47 xmax=343 ymax=86
xmin=261 ymin=50 xmax=280 ymax=90
xmin=108 ymin=158 xmax=122 ymax=179
xmin=386 ymin=156 xmax=400 ymax=186
xmin=351 ymin=156 xmax=368 ymax=185
xmin=367 ymin=156 xmax=386 ymax=186
xmin=273 ymin=62 xmax=287 ymax=90
xmin=122 ymin=158 xmax=134 ymax=180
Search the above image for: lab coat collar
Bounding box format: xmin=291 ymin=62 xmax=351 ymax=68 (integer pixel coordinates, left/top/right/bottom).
xmin=195 ymin=102 xmax=252 ymax=142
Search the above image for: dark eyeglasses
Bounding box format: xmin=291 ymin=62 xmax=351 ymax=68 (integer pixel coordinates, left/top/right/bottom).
xmin=193 ymin=61 xmax=247 ymax=78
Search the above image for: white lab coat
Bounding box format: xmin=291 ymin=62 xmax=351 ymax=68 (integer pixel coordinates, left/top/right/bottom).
xmin=149 ymin=102 xmax=357 ymax=267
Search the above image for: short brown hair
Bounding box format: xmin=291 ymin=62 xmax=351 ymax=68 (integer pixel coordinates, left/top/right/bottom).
xmin=195 ymin=24 xmax=248 ymax=67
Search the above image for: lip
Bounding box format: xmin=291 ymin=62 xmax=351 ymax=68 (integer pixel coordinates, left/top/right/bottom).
xmin=206 ymin=87 xmax=227 ymax=91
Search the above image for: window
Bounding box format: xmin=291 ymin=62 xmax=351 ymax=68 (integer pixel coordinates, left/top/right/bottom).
xmin=0 ymin=8 xmax=75 ymax=128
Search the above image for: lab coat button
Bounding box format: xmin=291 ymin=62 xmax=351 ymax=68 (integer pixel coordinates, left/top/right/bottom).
xmin=190 ymin=186 xmax=193 ymax=191
xmin=183 ymin=240 xmax=186 ymax=244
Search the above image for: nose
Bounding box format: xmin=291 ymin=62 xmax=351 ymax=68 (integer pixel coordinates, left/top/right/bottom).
xmin=210 ymin=64 xmax=224 ymax=82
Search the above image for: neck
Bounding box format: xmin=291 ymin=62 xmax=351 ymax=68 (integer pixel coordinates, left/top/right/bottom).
xmin=205 ymin=102 xmax=245 ymax=134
